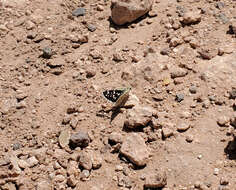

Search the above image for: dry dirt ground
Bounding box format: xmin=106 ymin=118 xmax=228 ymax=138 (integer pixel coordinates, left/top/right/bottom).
xmin=0 ymin=0 xmax=236 ymax=190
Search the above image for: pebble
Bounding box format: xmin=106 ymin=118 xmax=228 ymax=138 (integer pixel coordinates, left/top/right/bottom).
xmin=36 ymin=180 xmax=52 ymax=190
xmin=115 ymin=165 xmax=124 ymax=172
xmin=97 ymin=5 xmax=104 ymax=11
xmin=87 ymin=24 xmax=96 ymax=32
xmin=217 ymin=116 xmax=230 ymax=127
xmin=181 ymin=11 xmax=201 ymax=25
xmin=70 ymin=130 xmax=90 ymax=148
xmin=170 ymin=68 xmax=188 ymax=78
xmin=220 ymin=177 xmax=229 ymax=186
xmin=175 ymin=94 xmax=184 ymax=102
xmin=144 ymin=170 xmax=167 ymax=188
xmin=120 ymin=133 xmax=149 ymax=166
xmin=108 ymin=132 xmax=123 ymax=145
xmin=214 ymin=168 xmax=219 ymax=175
xmin=162 ymin=128 xmax=174 ymax=138
xmin=67 ymin=174 xmax=77 ymax=187
xmin=229 ymin=89 xmax=236 ymax=99
xmin=91 ymin=152 xmax=102 ymax=169
xmin=72 ymin=8 xmax=86 ymax=16
xmin=86 ymin=69 xmax=96 ymax=78
xmin=27 ymin=156 xmax=39 ymax=167
xmin=177 ymin=123 xmax=190 ymax=132
xmin=79 ymin=151 xmax=92 ymax=170
xmin=12 ymin=142 xmax=21 ymax=150
xmin=185 ymin=135 xmax=193 ymax=143
xmin=42 ymin=47 xmax=53 ymax=59
xmin=189 ymin=85 xmax=197 ymax=94
xmin=80 ymin=170 xmax=90 ymax=180
xmin=58 ymin=129 xmax=70 ymax=148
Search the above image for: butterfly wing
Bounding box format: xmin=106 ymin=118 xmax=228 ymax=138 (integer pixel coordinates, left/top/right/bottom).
xmin=103 ymin=89 xmax=124 ymax=102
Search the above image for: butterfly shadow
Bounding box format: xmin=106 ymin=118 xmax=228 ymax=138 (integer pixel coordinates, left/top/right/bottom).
xmin=110 ymin=108 xmax=122 ymax=124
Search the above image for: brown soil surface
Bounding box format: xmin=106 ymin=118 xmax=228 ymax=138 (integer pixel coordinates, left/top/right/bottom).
xmin=0 ymin=0 xmax=236 ymax=190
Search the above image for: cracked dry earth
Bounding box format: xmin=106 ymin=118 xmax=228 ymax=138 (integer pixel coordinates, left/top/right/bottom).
xmin=0 ymin=0 xmax=236 ymax=190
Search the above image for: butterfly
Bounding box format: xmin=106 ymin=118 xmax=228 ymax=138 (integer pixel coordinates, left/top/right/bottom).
xmin=103 ymin=87 xmax=131 ymax=108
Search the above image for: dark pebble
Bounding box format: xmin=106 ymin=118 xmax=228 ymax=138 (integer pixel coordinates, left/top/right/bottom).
xmin=13 ymin=142 xmax=21 ymax=150
xmin=42 ymin=47 xmax=53 ymax=59
xmin=72 ymin=7 xmax=86 ymax=16
xmin=189 ymin=85 xmax=197 ymax=94
xmin=229 ymin=89 xmax=236 ymax=99
xmin=176 ymin=94 xmax=184 ymax=102
xmin=70 ymin=130 xmax=90 ymax=148
xmin=87 ymin=24 xmax=96 ymax=32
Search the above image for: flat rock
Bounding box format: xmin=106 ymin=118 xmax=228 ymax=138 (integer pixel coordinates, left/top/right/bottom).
xmin=111 ymin=0 xmax=153 ymax=25
xmin=177 ymin=123 xmax=190 ymax=132
xmin=72 ymin=7 xmax=86 ymax=16
xmin=124 ymin=105 xmax=155 ymax=129
xmin=120 ymin=133 xmax=149 ymax=166
xmin=144 ymin=170 xmax=167 ymax=188
xmin=59 ymin=129 xmax=70 ymax=148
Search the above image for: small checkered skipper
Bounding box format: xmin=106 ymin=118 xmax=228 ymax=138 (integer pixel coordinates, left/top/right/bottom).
xmin=103 ymin=87 xmax=131 ymax=108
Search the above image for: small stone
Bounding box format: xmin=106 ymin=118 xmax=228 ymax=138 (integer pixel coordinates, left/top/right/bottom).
xmin=72 ymin=8 xmax=86 ymax=16
xmin=148 ymin=10 xmax=157 ymax=17
xmin=18 ymin=159 xmax=29 ymax=169
xmin=186 ymin=135 xmax=193 ymax=143
xmin=91 ymin=152 xmax=102 ymax=169
xmin=177 ymin=123 xmax=190 ymax=132
xmin=70 ymin=117 xmax=79 ymax=129
xmin=160 ymin=47 xmax=171 ymax=55
xmin=70 ymin=130 xmax=90 ymax=148
xmin=214 ymin=168 xmax=219 ymax=175
xmin=216 ymin=2 xmax=225 ymax=9
xmin=87 ymin=24 xmax=96 ymax=32
xmin=80 ymin=170 xmax=90 ymax=180
xmin=108 ymin=132 xmax=123 ymax=145
xmin=79 ymin=151 xmax=92 ymax=170
xmin=27 ymin=156 xmax=38 ymax=167
xmin=144 ymin=170 xmax=167 ymax=188
xmin=217 ymin=116 xmax=230 ymax=127
xmin=182 ymin=11 xmax=201 ymax=25
xmin=220 ymin=177 xmax=229 ymax=185
xmin=97 ymin=5 xmax=104 ymax=11
xmin=25 ymin=20 xmax=35 ymax=30
xmin=67 ymin=174 xmax=77 ymax=187
xmin=113 ymin=52 xmax=123 ymax=62
xmin=175 ymin=94 xmax=184 ymax=102
xmin=189 ymin=85 xmax=197 ymax=94
xmin=12 ymin=142 xmax=21 ymax=150
xmin=229 ymin=89 xmax=236 ymax=99
xmin=54 ymin=174 xmax=66 ymax=183
xmin=170 ymin=68 xmax=188 ymax=78
xmin=120 ymin=133 xmax=149 ymax=166
xmin=162 ymin=128 xmax=173 ymax=138
xmin=36 ymin=180 xmax=52 ymax=190
xmin=197 ymin=155 xmax=202 ymax=159
xmin=115 ymin=165 xmax=124 ymax=171
xmin=42 ymin=47 xmax=53 ymax=59
xmin=86 ymin=69 xmax=96 ymax=78
xmin=59 ymin=129 xmax=71 ymax=148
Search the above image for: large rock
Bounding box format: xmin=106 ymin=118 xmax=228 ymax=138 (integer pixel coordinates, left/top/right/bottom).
xmin=124 ymin=105 xmax=155 ymax=129
xmin=111 ymin=0 xmax=153 ymax=25
xmin=120 ymin=133 xmax=149 ymax=166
